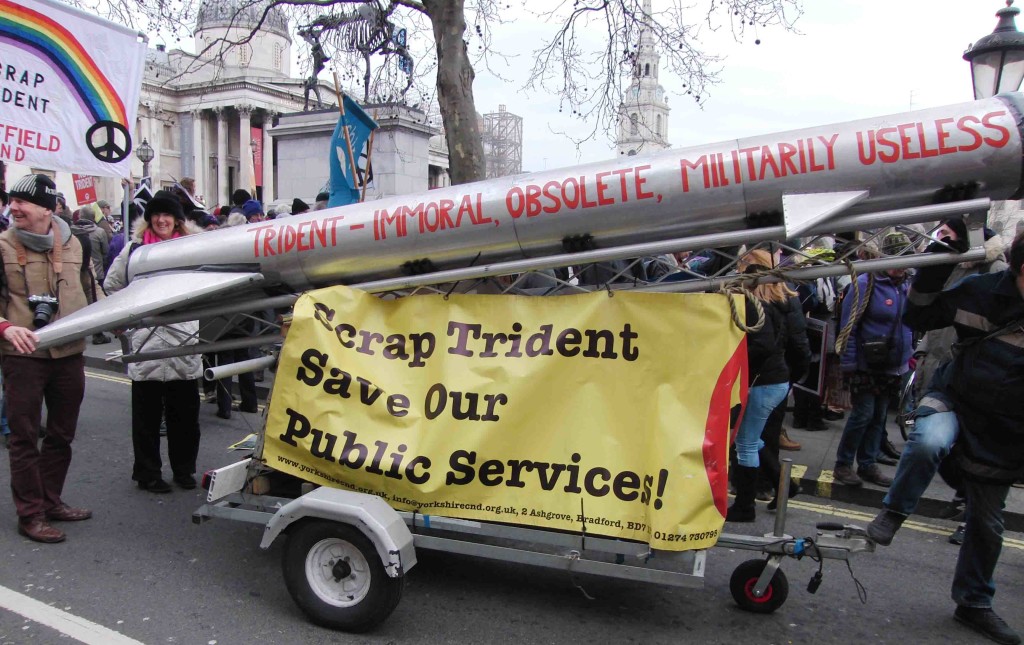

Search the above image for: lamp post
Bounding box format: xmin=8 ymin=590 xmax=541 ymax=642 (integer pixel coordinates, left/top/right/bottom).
xmin=135 ymin=138 xmax=155 ymax=186
xmin=964 ymin=0 xmax=1024 ymax=99
xmin=249 ymin=138 xmax=258 ymax=200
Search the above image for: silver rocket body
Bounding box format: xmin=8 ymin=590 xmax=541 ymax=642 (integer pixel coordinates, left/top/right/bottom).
xmin=36 ymin=93 xmax=1024 ymax=349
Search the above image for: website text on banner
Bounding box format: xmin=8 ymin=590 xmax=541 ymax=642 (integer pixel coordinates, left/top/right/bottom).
xmin=0 ymin=0 xmax=145 ymax=176
xmin=262 ymin=286 xmax=748 ymax=552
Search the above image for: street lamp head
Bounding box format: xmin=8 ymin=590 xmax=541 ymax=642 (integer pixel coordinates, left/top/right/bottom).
xmin=964 ymin=1 xmax=1024 ymax=99
xmin=249 ymin=138 xmax=258 ymax=154
xmin=135 ymin=138 xmax=155 ymax=164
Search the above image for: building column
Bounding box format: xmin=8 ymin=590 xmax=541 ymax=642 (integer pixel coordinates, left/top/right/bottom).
xmin=215 ymin=107 xmax=228 ymax=207
xmin=261 ymin=111 xmax=275 ymax=202
xmin=191 ymin=109 xmax=205 ymax=204
xmin=238 ymin=104 xmax=254 ymax=196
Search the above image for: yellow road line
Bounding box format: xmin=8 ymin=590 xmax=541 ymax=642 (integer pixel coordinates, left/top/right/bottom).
xmin=86 ymin=369 xmax=266 ymax=412
xmin=85 ymin=369 xmax=130 ymax=384
xmin=786 ymin=498 xmax=1024 ymax=551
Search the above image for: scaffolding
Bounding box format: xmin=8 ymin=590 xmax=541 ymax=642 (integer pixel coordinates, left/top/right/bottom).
xmin=482 ymin=105 xmax=523 ymax=178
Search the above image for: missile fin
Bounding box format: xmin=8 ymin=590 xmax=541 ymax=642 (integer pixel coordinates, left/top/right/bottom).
xmin=35 ymin=272 xmax=265 ymax=351
xmin=782 ymin=191 xmax=868 ymax=239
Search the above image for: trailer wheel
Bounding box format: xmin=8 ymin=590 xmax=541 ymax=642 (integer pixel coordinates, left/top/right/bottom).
xmin=282 ymin=520 xmax=403 ymax=632
xmin=729 ymin=559 xmax=788 ymax=614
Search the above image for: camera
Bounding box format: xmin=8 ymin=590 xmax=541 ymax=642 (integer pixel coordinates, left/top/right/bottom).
xmin=28 ymin=294 xmax=59 ymax=328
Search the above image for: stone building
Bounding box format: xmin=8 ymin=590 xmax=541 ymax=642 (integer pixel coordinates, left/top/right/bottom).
xmin=3 ymin=0 xmax=449 ymax=212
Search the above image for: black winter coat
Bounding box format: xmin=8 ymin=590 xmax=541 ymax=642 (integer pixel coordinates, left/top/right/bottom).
xmin=746 ymin=296 xmax=811 ymax=387
xmin=907 ymin=269 xmax=1024 ymax=482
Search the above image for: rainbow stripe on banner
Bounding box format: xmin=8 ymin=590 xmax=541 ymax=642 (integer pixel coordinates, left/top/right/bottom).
xmin=0 ymin=0 xmax=127 ymax=126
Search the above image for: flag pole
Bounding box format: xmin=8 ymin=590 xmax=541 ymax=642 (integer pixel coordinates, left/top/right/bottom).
xmin=360 ymin=110 xmax=378 ymax=203
xmin=332 ymin=71 xmax=361 ymax=190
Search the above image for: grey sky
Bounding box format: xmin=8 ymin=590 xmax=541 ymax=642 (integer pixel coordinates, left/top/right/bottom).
xmin=471 ymin=0 xmax=1000 ymax=173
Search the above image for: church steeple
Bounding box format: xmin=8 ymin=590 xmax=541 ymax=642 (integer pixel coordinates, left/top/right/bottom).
xmin=616 ymin=0 xmax=671 ymax=156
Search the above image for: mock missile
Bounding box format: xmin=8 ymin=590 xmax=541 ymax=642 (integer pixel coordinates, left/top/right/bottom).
xmin=37 ymin=93 xmax=1024 ymax=349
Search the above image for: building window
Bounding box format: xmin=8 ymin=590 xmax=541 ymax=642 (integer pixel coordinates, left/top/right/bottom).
xmin=644 ymin=63 xmax=650 ymax=76
xmin=656 ymin=114 xmax=662 ymax=137
xmin=29 ymin=168 xmax=55 ymax=179
xmin=163 ymin=124 xmax=174 ymax=150
xmin=630 ymin=113 xmax=638 ymax=135
xmin=273 ymin=43 xmax=283 ymax=70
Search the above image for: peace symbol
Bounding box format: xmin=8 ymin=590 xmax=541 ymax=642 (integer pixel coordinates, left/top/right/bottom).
xmin=86 ymin=120 xmax=132 ymax=163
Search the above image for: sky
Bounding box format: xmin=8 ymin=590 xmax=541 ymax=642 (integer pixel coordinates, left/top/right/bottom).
xmin=468 ymin=0 xmax=1002 ymax=173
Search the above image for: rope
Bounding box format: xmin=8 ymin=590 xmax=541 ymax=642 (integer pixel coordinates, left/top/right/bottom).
xmin=834 ymin=262 xmax=874 ymax=356
xmin=721 ymin=282 xmax=766 ymax=333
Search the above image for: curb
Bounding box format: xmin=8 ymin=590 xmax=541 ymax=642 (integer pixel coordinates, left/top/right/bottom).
xmin=84 ymin=354 xmax=274 ymax=400
xmin=795 ymin=467 xmax=1024 ymax=533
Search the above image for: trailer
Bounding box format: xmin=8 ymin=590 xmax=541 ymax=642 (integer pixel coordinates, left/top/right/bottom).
xmin=193 ymin=453 xmax=874 ymax=631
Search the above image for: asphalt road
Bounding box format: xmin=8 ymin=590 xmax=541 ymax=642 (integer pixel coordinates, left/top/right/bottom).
xmin=0 ymin=370 xmax=1021 ymax=644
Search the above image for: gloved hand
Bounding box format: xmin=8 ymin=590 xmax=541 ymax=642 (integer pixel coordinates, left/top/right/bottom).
xmin=914 ymin=236 xmax=964 ymax=292
xmin=926 ymin=235 xmax=969 ymax=255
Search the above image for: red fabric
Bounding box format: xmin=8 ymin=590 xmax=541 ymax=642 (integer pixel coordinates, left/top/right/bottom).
xmin=0 ymin=322 xmax=11 ymax=337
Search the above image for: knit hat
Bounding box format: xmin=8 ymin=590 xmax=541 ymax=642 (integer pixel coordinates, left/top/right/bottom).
xmin=231 ymin=189 xmax=252 ymax=207
xmin=292 ymin=197 xmax=309 ymax=214
xmin=315 ymin=191 xmax=329 ymax=204
xmin=941 ymin=218 xmax=968 ymax=242
xmin=144 ymin=190 xmax=185 ymax=222
xmin=881 ymin=231 xmax=912 ymax=256
xmin=241 ymin=199 xmax=263 ymax=221
xmin=9 ymin=174 xmax=58 ymax=211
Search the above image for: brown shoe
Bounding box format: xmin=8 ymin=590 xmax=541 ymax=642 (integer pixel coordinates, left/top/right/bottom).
xmin=18 ymin=516 xmax=66 ymax=543
xmin=45 ymin=504 xmax=93 ymax=522
xmin=833 ymin=463 xmax=863 ymax=486
xmin=858 ymin=464 xmax=893 ymax=487
xmin=779 ymin=430 xmax=802 ymax=451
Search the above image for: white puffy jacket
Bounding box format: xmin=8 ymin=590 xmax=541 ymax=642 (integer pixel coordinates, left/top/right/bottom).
xmin=103 ymin=217 xmax=203 ymax=382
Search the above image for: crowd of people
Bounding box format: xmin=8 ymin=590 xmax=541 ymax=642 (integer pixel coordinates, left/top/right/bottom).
xmin=704 ymin=227 xmax=1023 ymax=645
xmin=0 ymin=172 xmax=1022 ymax=643
xmin=0 ymin=175 xmax=323 ymax=535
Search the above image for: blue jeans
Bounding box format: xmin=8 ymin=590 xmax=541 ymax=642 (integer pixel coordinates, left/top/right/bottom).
xmin=884 ymin=408 xmax=958 ymax=514
xmin=835 ymin=390 xmax=890 ymax=469
xmin=735 ymin=383 xmax=789 ymax=468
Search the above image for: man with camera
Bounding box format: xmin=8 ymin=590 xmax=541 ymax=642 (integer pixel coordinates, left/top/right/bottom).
xmin=0 ymin=174 xmax=91 ymax=544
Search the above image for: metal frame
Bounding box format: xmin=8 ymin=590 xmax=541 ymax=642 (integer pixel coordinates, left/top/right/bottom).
xmin=120 ymin=197 xmax=990 ymax=365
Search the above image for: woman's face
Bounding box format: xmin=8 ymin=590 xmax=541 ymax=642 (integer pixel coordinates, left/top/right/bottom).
xmin=150 ymin=212 xmax=176 ymax=240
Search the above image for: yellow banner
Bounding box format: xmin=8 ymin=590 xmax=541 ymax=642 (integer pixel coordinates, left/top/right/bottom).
xmin=263 ymin=285 xmax=747 ymax=551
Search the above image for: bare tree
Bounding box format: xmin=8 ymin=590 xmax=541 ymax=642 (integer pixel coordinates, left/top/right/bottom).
xmin=77 ymin=0 xmax=801 ymax=185
xmin=526 ymin=0 xmax=802 ymax=145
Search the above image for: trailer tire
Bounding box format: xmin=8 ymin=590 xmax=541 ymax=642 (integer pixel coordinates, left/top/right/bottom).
xmin=282 ymin=520 xmax=403 ymax=632
xmin=729 ymin=559 xmax=788 ymax=614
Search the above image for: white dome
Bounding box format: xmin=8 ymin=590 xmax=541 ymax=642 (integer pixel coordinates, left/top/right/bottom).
xmin=195 ymin=0 xmax=290 ymax=40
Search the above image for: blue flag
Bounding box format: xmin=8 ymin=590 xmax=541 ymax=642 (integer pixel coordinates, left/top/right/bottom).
xmin=328 ymin=94 xmax=378 ymax=208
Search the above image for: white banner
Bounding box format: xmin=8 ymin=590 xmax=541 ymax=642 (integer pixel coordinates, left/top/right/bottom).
xmin=0 ymin=0 xmax=145 ymax=177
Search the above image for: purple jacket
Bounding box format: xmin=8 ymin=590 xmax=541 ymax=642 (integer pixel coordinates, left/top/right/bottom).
xmin=104 ymin=231 xmax=125 ymax=275
xmin=839 ymin=273 xmax=913 ymax=375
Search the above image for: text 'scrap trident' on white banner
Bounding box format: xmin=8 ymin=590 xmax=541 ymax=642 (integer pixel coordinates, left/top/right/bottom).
xmin=0 ymin=0 xmax=146 ymax=177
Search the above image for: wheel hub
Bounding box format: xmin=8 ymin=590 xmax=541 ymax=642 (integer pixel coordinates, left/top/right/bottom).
xmin=331 ymin=558 xmax=353 ymax=581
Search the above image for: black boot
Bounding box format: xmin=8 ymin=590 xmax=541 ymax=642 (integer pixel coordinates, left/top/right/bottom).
xmin=727 ymin=465 xmax=758 ymax=522
xmin=767 ymin=478 xmax=801 ymax=511
xmin=760 ymin=446 xmax=801 ymax=511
